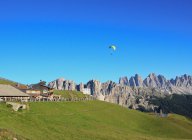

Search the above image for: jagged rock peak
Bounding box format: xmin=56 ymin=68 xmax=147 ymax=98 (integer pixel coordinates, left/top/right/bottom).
xmin=157 ymin=75 xmax=167 ymax=88
xmin=143 ymin=73 xmax=160 ymax=88
xmin=86 ymin=80 xmax=101 ymax=95
xmin=77 ymin=82 xmax=84 ymax=92
xmin=48 ymin=77 xmax=76 ymax=91
xmin=119 ymin=76 xmax=129 ymax=86
xmin=175 ymin=74 xmax=192 ymax=87
xmin=129 ymin=74 xmax=143 ymax=87
xmin=134 ymin=74 xmax=143 ymax=87
xmin=56 ymin=78 xmax=65 ymax=90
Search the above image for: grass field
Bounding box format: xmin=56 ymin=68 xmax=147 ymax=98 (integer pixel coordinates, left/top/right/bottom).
xmin=54 ymin=90 xmax=90 ymax=99
xmin=0 ymin=101 xmax=192 ymax=140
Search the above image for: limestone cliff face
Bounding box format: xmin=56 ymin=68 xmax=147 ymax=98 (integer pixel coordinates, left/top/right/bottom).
xmin=85 ymin=80 xmax=105 ymax=100
xmin=142 ymin=74 xmax=192 ymax=94
xmin=76 ymin=83 xmax=84 ymax=92
xmin=56 ymin=78 xmax=65 ymax=90
xmin=48 ymin=78 xmax=76 ymax=91
xmin=48 ymin=74 xmax=192 ymax=112
xmin=119 ymin=77 xmax=129 ymax=86
xmin=48 ymin=74 xmax=192 ymax=96
xmin=86 ymin=80 xmax=101 ymax=95
xmin=175 ymin=74 xmax=192 ymax=87
xmin=143 ymin=73 xmax=160 ymax=88
xmin=48 ymin=80 xmax=57 ymax=89
xmin=129 ymin=74 xmax=143 ymax=87
xmin=84 ymin=74 xmax=192 ymax=111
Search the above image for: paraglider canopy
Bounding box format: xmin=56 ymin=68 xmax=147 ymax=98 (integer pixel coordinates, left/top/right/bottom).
xmin=109 ymin=45 xmax=117 ymax=55
xmin=109 ymin=45 xmax=116 ymax=51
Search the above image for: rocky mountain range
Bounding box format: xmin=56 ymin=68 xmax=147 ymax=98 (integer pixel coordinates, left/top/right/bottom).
xmin=48 ymin=73 xmax=192 ymax=114
xmin=48 ymin=73 xmax=192 ymax=95
xmin=48 ymin=78 xmax=76 ymax=91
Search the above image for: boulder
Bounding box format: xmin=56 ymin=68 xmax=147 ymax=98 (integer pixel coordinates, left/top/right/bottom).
xmin=6 ymin=102 xmax=27 ymax=112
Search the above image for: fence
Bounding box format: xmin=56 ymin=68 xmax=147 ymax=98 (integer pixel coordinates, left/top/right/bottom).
xmin=0 ymin=96 xmax=97 ymax=103
xmin=28 ymin=96 xmax=96 ymax=102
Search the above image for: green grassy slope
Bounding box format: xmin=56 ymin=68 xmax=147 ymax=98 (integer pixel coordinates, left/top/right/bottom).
xmin=54 ymin=90 xmax=90 ymax=99
xmin=0 ymin=78 xmax=27 ymax=89
xmin=0 ymin=129 xmax=27 ymax=140
xmin=0 ymin=79 xmax=16 ymax=86
xmin=0 ymin=101 xmax=192 ymax=140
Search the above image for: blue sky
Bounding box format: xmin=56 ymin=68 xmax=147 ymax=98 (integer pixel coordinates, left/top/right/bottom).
xmin=0 ymin=0 xmax=192 ymax=84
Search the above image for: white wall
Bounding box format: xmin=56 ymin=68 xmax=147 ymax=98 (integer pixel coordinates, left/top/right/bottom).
xmin=82 ymin=88 xmax=91 ymax=95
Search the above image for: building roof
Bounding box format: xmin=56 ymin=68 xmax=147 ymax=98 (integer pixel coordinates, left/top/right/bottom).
xmin=30 ymin=82 xmax=53 ymax=91
xmin=0 ymin=84 xmax=30 ymax=97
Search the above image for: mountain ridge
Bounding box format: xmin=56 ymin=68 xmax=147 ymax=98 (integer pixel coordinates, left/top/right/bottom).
xmin=48 ymin=73 xmax=192 ymax=118
xmin=48 ymin=73 xmax=192 ymax=95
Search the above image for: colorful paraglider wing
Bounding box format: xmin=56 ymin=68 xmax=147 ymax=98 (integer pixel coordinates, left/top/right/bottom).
xmin=109 ymin=45 xmax=116 ymax=51
xmin=109 ymin=45 xmax=117 ymax=55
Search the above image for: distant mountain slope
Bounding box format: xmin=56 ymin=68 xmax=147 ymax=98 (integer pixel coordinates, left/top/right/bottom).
xmin=48 ymin=74 xmax=192 ymax=95
xmin=0 ymin=77 xmax=27 ymax=89
xmin=0 ymin=77 xmax=17 ymax=85
xmin=150 ymin=94 xmax=192 ymax=118
xmin=48 ymin=74 xmax=192 ymax=118
xmin=0 ymin=101 xmax=192 ymax=140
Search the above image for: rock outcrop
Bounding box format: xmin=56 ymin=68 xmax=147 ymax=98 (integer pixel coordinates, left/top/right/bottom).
xmin=86 ymin=80 xmax=104 ymax=100
xmin=48 ymin=74 xmax=192 ymax=113
xmin=129 ymin=74 xmax=143 ymax=87
xmin=119 ymin=76 xmax=129 ymax=86
xmin=76 ymin=83 xmax=84 ymax=92
xmin=174 ymin=74 xmax=192 ymax=87
xmin=86 ymin=80 xmax=102 ymax=95
xmin=6 ymin=102 xmax=27 ymax=111
xmin=48 ymin=80 xmax=57 ymax=89
xmin=48 ymin=78 xmax=76 ymax=91
xmin=48 ymin=74 xmax=192 ymax=95
xmin=143 ymin=73 xmax=160 ymax=88
xmin=157 ymin=75 xmax=167 ymax=89
xmin=63 ymin=80 xmax=76 ymax=91
xmin=57 ymin=78 xmax=65 ymax=90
